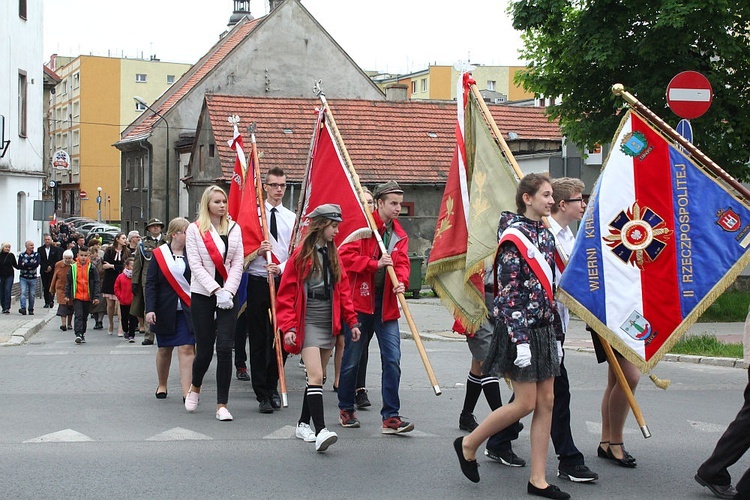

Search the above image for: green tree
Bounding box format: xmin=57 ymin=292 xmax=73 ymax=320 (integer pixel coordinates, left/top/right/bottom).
xmin=510 ymin=0 xmax=750 ymax=179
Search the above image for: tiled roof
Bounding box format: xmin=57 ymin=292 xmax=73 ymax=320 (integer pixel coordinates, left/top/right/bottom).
xmin=120 ymin=17 xmax=262 ymax=142
xmin=204 ymin=94 xmax=561 ymax=184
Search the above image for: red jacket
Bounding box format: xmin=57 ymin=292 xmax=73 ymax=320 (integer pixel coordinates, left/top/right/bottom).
xmin=114 ymin=272 xmax=134 ymax=306
xmin=339 ymin=210 xmax=409 ymax=321
xmin=276 ymin=246 xmax=359 ymax=355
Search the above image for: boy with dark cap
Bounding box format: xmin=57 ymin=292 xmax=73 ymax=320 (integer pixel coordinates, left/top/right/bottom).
xmin=337 ymin=180 xmax=414 ymax=434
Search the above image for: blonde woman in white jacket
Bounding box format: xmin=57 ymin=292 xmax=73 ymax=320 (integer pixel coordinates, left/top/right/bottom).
xmin=184 ymin=185 xmax=244 ymax=421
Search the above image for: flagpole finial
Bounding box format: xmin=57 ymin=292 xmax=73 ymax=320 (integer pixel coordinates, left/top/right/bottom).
xmin=313 ymin=80 xmax=324 ymax=97
xmin=612 ymin=83 xmax=625 ymax=96
xmin=453 ymin=60 xmax=476 ymax=73
xmin=228 ymin=115 xmax=240 ymax=126
xmin=247 ymin=122 xmax=257 ymax=135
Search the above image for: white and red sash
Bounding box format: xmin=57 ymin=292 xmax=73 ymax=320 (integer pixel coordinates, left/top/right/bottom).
xmin=153 ymin=246 xmax=191 ymax=307
xmin=498 ymin=226 xmax=554 ymax=305
xmin=197 ymin=222 xmax=228 ymax=282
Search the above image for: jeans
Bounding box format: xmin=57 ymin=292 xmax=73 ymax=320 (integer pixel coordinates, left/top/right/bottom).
xmin=19 ymin=277 xmax=36 ymax=311
xmin=338 ymin=295 xmax=402 ymax=420
xmin=0 ymin=275 xmax=12 ymax=311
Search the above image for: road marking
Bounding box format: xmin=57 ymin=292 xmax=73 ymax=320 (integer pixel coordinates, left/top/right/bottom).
xmin=109 ymin=350 xmax=152 ymax=355
xmin=586 ymin=421 xmax=636 ymax=435
xmin=24 ymin=429 xmax=94 ymax=443
xmin=264 ymin=425 xmax=296 ymax=439
xmin=687 ymin=420 xmax=727 ymax=433
xmin=27 ymin=351 xmax=70 ymax=355
xmin=146 ymin=427 xmax=212 ymax=441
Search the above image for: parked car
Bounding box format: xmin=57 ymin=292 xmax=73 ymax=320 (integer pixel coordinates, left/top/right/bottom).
xmin=86 ymin=225 xmax=120 ymax=238
xmin=97 ymin=232 xmax=117 ymax=245
xmin=76 ymin=222 xmax=100 ymax=234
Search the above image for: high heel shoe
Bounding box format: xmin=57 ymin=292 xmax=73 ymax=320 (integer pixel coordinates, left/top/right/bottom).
xmin=606 ymin=443 xmax=637 ymax=468
xmin=597 ymin=441 xmax=610 ymax=459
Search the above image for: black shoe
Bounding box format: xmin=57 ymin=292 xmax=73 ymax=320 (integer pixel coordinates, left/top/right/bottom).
xmin=80 ymin=335 xmax=85 ymax=343
xmin=459 ymin=412 xmax=479 ymax=432
xmin=142 ymin=339 xmax=154 ymax=345
xmin=60 ymin=325 xmax=67 ymax=331
xmin=155 ymin=390 xmax=167 ymax=399
xmin=259 ymin=399 xmax=273 ymax=414
xmin=2 ymin=310 xmax=9 ymax=314
xmin=527 ymin=482 xmax=570 ymax=499
xmin=695 ymin=474 xmax=737 ymax=499
xmin=453 ymin=437 xmax=480 ymax=483
xmin=18 ymin=308 xmax=26 ymax=315
xmin=484 ymin=447 xmax=526 ymax=467
xmin=28 ymin=310 xmax=34 ymax=315
xmin=606 ymin=443 xmax=637 ymax=468
xmin=75 ymin=333 xmax=82 ymax=344
xmin=93 ymin=323 xmax=103 ymax=330
xmin=236 ymin=368 xmax=250 ymax=381
xmin=43 ymin=303 xmax=50 ymax=308
xmin=557 ymin=463 xmax=598 ymax=483
xmin=355 ymin=388 xmax=371 ymax=409
xmin=271 ymin=391 xmax=281 ymax=409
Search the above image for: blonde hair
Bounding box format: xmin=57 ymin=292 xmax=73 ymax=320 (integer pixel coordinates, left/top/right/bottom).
xmin=166 ymin=217 xmax=190 ymax=241
xmin=550 ymin=177 xmax=585 ymax=214
xmin=0 ymin=242 xmax=10 ymax=251
xmin=197 ymin=185 xmax=229 ymax=234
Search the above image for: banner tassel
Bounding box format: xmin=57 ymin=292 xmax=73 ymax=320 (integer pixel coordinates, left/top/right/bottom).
xmin=648 ymin=373 xmax=671 ymax=390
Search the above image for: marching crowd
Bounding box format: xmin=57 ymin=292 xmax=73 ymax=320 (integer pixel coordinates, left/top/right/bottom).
xmin=9 ymin=169 xmax=749 ymax=499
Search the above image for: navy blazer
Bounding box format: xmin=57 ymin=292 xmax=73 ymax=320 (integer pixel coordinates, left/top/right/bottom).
xmin=145 ymin=244 xmax=193 ymax=336
xmin=39 ymin=245 xmax=62 ymax=275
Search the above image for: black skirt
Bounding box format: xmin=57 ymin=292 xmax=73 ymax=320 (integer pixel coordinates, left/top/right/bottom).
xmin=484 ymin=322 xmax=560 ymax=383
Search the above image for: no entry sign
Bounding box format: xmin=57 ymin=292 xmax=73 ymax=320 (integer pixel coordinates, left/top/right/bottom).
xmin=666 ymin=71 xmax=713 ymax=119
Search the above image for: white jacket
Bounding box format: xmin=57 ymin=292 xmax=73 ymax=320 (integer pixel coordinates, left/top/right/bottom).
xmin=185 ymin=221 xmax=244 ymax=297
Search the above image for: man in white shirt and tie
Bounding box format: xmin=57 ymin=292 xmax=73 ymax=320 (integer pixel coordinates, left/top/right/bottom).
xmin=236 ymin=167 xmax=296 ymax=413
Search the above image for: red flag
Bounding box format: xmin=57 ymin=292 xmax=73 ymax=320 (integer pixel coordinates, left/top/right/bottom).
xmin=227 ymin=117 xmax=245 ymax=220
xmin=298 ymin=110 xmax=371 ymax=248
xmin=51 ymin=212 xmax=57 ymax=226
xmin=237 ymin=143 xmax=264 ymax=257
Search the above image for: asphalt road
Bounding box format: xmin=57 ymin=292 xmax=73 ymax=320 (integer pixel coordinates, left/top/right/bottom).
xmin=0 ymin=310 xmax=748 ymax=499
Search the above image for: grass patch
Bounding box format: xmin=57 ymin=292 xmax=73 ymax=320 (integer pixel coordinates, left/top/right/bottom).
xmin=698 ymin=290 xmax=750 ymax=322
xmin=670 ymin=334 xmax=743 ymax=358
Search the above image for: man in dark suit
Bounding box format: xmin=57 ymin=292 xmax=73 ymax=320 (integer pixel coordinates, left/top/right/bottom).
xmin=39 ymin=233 xmax=62 ymax=308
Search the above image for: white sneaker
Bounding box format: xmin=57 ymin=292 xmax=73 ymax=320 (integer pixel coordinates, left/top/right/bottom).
xmin=215 ymin=407 xmax=233 ymax=421
xmin=185 ymin=389 xmax=200 ymax=412
xmin=315 ymin=428 xmax=338 ymax=452
xmin=295 ymin=422 xmax=316 ymax=442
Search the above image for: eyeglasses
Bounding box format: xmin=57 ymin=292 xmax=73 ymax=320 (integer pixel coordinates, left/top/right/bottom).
xmin=564 ymin=198 xmax=584 ymax=203
xmin=266 ymin=183 xmax=286 ymax=189
xmin=173 ymin=230 xmax=185 ymax=235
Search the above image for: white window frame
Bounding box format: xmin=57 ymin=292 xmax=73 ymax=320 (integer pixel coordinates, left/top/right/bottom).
xmin=135 ymin=73 xmax=147 ymax=83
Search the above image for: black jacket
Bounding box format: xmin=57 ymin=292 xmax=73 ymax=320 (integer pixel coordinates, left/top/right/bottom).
xmin=145 ymin=245 xmax=193 ymax=336
xmin=39 ymin=245 xmax=62 ymax=275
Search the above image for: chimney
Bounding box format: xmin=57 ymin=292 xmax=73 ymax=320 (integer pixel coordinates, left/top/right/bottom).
xmin=385 ymin=84 xmax=408 ymax=102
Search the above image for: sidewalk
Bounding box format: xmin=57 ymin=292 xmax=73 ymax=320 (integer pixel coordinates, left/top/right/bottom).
xmin=0 ymin=305 xmax=57 ymax=346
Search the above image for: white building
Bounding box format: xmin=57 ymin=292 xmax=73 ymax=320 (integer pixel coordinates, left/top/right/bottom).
xmin=0 ymin=0 xmax=45 ymax=251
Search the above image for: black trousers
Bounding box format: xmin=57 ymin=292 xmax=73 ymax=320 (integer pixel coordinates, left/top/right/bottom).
xmin=246 ymin=275 xmax=285 ymax=402
xmin=698 ymin=369 xmax=750 ymax=494
xmin=190 ymin=293 xmax=237 ymax=405
xmin=73 ymin=300 xmax=91 ymax=334
xmin=41 ymin=271 xmax=54 ymax=306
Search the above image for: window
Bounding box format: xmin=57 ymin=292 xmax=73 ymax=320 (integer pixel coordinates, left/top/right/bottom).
xmin=401 ymin=201 xmax=414 ymax=216
xmin=72 ymin=72 xmax=80 ymax=89
xmin=61 ymin=80 xmax=67 ymax=95
xmin=420 ymin=79 xmax=427 ymax=92
xmin=135 ymin=73 xmax=147 ymax=83
xmin=411 ymin=81 xmax=417 ymax=94
xmin=199 ymin=145 xmax=205 ymax=172
xmin=135 ymin=101 xmax=147 ymax=112
xmin=140 ymin=156 xmax=147 ymax=189
xmin=487 ymin=80 xmax=496 ymax=91
xmin=125 ymin=158 xmax=131 ymax=190
xmin=166 ymin=75 xmax=175 ymax=84
xmin=19 ymin=0 xmax=27 ymax=19
xmin=208 ymin=144 xmax=215 ymax=157
xmin=72 ymin=101 xmax=80 ymax=124
xmin=72 ymin=131 xmax=79 ymax=154
xmin=18 ymin=71 xmax=27 ymax=137
xmin=72 ymin=158 xmax=79 ymax=175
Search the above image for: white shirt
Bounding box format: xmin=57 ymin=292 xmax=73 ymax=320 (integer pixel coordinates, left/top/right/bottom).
xmin=247 ymin=201 xmax=296 ymax=277
xmin=547 ymin=215 xmax=575 ymax=332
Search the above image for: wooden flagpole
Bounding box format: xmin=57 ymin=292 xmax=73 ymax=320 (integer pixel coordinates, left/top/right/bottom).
xmin=314 ymin=81 xmax=441 ymax=396
xmin=248 ymin=122 xmax=288 ymax=408
xmin=470 ymin=83 xmax=652 ymax=438
xmin=290 ymin=108 xmax=324 ymax=250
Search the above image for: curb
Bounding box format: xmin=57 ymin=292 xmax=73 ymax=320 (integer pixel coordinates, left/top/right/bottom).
xmin=0 ymin=310 xmax=56 ymax=347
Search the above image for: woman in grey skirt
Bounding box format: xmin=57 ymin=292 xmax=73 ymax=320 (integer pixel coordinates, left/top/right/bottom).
xmin=277 ymin=204 xmax=361 ymax=453
xmin=454 ymin=174 xmax=569 ymax=500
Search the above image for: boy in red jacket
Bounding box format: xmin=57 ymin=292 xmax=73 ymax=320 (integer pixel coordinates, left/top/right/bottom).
xmin=115 ymin=257 xmax=137 ymax=343
xmin=337 ymin=181 xmax=413 ymax=434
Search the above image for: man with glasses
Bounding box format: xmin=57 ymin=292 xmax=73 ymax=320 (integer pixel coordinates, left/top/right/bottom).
xmin=236 ymin=167 xmax=296 ymax=413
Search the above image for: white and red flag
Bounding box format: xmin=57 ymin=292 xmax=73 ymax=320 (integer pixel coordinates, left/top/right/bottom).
xmin=227 ymin=115 xmax=246 ymax=221
xmin=559 ymin=109 xmax=750 ymax=373
xmin=297 ymin=109 xmax=371 ymax=248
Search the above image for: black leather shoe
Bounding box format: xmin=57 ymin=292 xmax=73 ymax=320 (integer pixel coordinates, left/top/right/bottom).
xmin=93 ymin=323 xmax=103 ymax=330
xmin=236 ymin=368 xmax=250 ymax=381
xmin=453 ymin=437 xmax=480 ymax=483
xmin=527 ymin=482 xmax=570 ymax=499
xmin=18 ymin=308 xmax=26 ymax=315
xmin=695 ymin=474 xmax=737 ymax=499
xmin=142 ymin=339 xmax=154 ymax=346
xmin=271 ymin=390 xmax=281 ymax=409
xmin=155 ymin=390 xmax=167 ymax=399
xmin=259 ymin=399 xmax=273 ymax=414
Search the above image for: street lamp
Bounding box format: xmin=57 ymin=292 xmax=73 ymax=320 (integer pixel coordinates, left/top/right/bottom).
xmin=97 ymin=186 xmax=102 ymax=222
xmin=134 ymin=96 xmax=170 ymax=223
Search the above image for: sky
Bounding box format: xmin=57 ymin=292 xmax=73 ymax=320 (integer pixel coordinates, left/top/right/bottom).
xmin=43 ymin=0 xmax=526 ymax=74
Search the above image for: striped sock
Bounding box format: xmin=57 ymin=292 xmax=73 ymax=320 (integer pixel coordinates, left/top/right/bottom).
xmin=462 ymin=372 xmax=483 ymax=414
xmin=306 ymin=385 xmax=325 ymax=435
xmin=481 ymin=376 xmax=502 ymax=410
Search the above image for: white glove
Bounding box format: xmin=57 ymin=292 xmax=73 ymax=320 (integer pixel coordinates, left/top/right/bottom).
xmin=215 ymin=289 xmax=234 ymax=310
xmin=514 ymin=343 xmax=532 ymax=368
xmin=556 ymin=340 xmax=563 ymax=365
